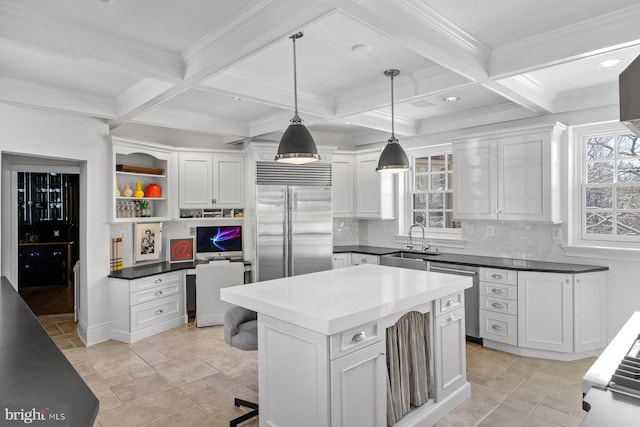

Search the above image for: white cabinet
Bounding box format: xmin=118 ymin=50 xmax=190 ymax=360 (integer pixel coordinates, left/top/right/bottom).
xmin=452 ymin=123 xmax=566 ymax=222
xmin=331 ymin=340 xmax=386 ymax=427
xmin=332 ymin=154 xmax=355 ymax=217
xmin=332 ymin=253 xmax=352 ymax=269
xmin=479 ymin=268 xmax=518 ymax=346
xmin=517 ymin=271 xmax=573 ymax=353
xmin=355 ymin=151 xmax=396 ymax=219
xmin=178 ymin=152 xmax=244 ymax=209
xmin=109 ymin=271 xmax=187 ymax=343
xmin=111 ymin=140 xmax=171 ymax=222
xmin=517 ymin=270 xmax=607 ymax=354
xmin=434 ymin=300 xmax=466 ymax=401
xmin=351 ymin=253 xmax=379 ymax=266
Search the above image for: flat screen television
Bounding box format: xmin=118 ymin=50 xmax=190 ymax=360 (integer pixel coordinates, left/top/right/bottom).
xmin=195 ymin=225 xmax=243 ymax=260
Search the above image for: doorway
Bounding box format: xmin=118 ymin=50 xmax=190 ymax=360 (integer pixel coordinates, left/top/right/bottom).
xmin=13 ymin=167 xmax=80 ymax=315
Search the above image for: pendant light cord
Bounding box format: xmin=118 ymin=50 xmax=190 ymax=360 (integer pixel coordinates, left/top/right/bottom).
xmin=390 ymin=72 xmax=395 ymax=139
xmin=290 ymin=32 xmax=303 ymax=124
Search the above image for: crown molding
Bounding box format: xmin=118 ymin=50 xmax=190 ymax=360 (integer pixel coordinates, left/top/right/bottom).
xmin=553 ymin=82 xmax=618 ymax=113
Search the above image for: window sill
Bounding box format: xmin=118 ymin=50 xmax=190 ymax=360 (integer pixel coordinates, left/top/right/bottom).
xmin=562 ymin=244 xmax=640 ymax=261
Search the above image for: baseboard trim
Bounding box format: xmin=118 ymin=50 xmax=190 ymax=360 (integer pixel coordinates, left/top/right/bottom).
xmin=78 ymin=320 xmax=111 ymax=347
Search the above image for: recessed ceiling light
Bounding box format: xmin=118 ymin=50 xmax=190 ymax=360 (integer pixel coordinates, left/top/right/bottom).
xmin=351 ymin=44 xmax=372 ymax=53
xmin=597 ymin=59 xmax=623 ymax=68
xmin=443 ymin=96 xmax=460 ymax=103
xmin=231 ymin=96 xmax=245 ymax=102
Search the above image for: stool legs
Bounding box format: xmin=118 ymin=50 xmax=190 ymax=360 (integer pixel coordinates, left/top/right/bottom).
xmin=230 ymin=398 xmax=259 ymax=427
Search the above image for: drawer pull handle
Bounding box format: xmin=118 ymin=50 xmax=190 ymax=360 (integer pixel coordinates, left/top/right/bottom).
xmin=445 ymin=299 xmax=455 ymax=307
xmin=155 ymin=309 xmax=164 ymax=315
xmin=154 ymin=279 xmax=163 ymax=283
xmin=491 ymin=324 xmax=504 ymax=331
xmin=491 ymin=302 xmax=503 ymax=309
xmin=155 ymin=291 xmax=163 ymax=296
xmin=446 ymin=315 xmax=456 ymax=323
xmin=491 ymin=274 xmax=504 ymax=279
xmin=491 ymin=288 xmax=503 ymax=294
xmin=352 ymin=331 xmax=367 ymax=342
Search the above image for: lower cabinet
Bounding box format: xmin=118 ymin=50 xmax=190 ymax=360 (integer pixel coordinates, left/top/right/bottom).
xmin=109 ymin=271 xmax=187 ymax=343
xmin=332 ymin=253 xmax=352 ymax=269
xmin=331 ymin=340 xmax=386 ymax=427
xmin=479 ymin=267 xmax=518 ymax=345
xmin=351 ymin=253 xmax=379 ymax=266
xmin=434 ymin=304 xmax=466 ymax=401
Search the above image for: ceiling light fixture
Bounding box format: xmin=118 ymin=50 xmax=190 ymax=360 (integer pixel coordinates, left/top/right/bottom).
xmin=376 ymin=69 xmax=410 ymax=173
xmin=274 ymin=32 xmax=320 ymax=164
xmin=443 ymin=96 xmax=460 ymax=103
xmin=597 ymin=59 xmax=623 ymax=68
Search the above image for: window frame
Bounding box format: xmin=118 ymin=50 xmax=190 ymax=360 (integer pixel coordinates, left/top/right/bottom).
xmin=400 ymin=144 xmax=461 ymax=242
xmin=569 ymin=121 xmax=640 ymax=251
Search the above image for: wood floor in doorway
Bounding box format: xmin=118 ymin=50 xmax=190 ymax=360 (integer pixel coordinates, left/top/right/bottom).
xmin=20 ymin=284 xmax=74 ymax=315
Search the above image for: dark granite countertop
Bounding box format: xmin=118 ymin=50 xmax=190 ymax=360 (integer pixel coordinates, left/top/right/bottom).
xmin=334 ymin=245 xmax=608 ymax=274
xmin=109 ymin=259 xmax=250 ymax=280
xmin=0 ymin=276 xmax=98 ymax=426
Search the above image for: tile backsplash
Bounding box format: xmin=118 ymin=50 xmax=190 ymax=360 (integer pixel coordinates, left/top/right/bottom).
xmin=333 ymin=218 xmax=359 ymax=245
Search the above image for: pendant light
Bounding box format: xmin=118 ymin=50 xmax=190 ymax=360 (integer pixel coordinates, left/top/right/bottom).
xmin=275 ymin=32 xmax=320 ymax=164
xmin=376 ymin=69 xmax=410 ymax=173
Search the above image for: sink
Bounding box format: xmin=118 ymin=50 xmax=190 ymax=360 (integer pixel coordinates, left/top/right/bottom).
xmin=380 ymin=251 xmax=441 ymax=270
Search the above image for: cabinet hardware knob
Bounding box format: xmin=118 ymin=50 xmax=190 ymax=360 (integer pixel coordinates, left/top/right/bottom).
xmin=445 ymin=299 xmax=455 ymax=307
xmin=211 ymin=199 xmax=217 ymax=204
xmin=352 ymin=331 xmax=366 ymax=342
xmin=565 ymin=279 xmax=570 ymax=284
xmin=491 ymin=288 xmax=503 ymax=294
xmin=491 ymin=274 xmax=503 ymax=279
xmin=491 ymin=324 xmax=503 ymax=331
xmin=154 ymin=309 xmax=164 ymax=315
xmin=154 ymin=279 xmax=163 ymax=283
xmin=491 ymin=302 xmax=503 ymax=309
xmin=155 ymin=291 xmax=163 ymax=296
xmin=446 ymin=315 xmax=456 ymax=323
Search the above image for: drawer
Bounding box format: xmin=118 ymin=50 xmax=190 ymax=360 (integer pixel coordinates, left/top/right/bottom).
xmin=129 ymin=271 xmax=183 ymax=293
xmin=130 ymin=294 xmax=184 ymax=333
xmin=479 ymin=268 xmax=517 ymax=285
xmin=130 ymin=281 xmax=183 ymax=306
xmin=435 ymin=292 xmax=464 ymax=317
xmin=479 ymin=310 xmax=517 ymax=345
xmin=351 ymin=253 xmax=379 ymax=265
xmin=480 ymin=295 xmax=517 ymax=315
xmin=480 ymin=282 xmax=517 ymax=300
xmin=330 ymin=321 xmax=382 ymax=360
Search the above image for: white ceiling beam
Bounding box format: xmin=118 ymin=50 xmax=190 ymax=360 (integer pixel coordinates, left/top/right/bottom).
xmin=248 ymin=111 xmax=329 ymax=137
xmin=0 ymin=4 xmax=184 ymax=82
xmin=489 ymin=3 xmax=640 ymax=77
xmin=553 ymin=82 xmax=619 ymax=113
xmin=341 ymin=110 xmax=418 ymax=137
xmin=485 ymin=75 xmax=555 ymax=114
xmin=116 ymin=79 xmax=176 ymax=117
xmin=0 ymin=77 xmax=116 ymax=119
xmin=130 ymin=107 xmax=250 ymax=137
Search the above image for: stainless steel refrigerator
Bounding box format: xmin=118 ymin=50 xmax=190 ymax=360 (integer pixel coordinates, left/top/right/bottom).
xmin=256 ymin=162 xmax=332 ymax=281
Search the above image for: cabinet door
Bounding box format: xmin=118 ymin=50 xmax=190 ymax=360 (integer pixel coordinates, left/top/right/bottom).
xmin=178 ymin=153 xmax=212 ymax=209
xmin=574 ymin=271 xmax=607 ymax=353
xmin=518 ymin=272 xmax=572 ymax=353
xmin=331 ymin=340 xmax=386 ymax=427
xmin=332 ymin=253 xmax=352 ymax=269
xmin=332 ymin=154 xmax=354 ymax=217
xmin=434 ymin=306 xmax=466 ymax=401
xmin=498 ymin=132 xmax=552 ymax=221
xmin=212 ymin=155 xmax=244 ymax=207
xmin=355 ymin=151 xmax=395 ymax=219
xmin=351 ymin=253 xmax=379 ymax=265
xmin=452 ymin=139 xmax=497 ymax=220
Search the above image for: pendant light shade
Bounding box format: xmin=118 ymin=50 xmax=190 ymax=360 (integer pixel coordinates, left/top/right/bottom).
xmin=376 ymin=69 xmax=410 ymax=173
xmin=275 ymin=32 xmax=320 ymax=164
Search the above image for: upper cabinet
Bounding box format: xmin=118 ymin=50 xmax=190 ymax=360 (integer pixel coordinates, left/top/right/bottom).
xmin=178 ymin=152 xmax=244 ymax=210
xmin=111 ymin=140 xmax=171 ymax=223
xmin=355 ymin=151 xmax=396 ymax=219
xmin=331 ymin=154 xmax=355 ymax=217
xmin=452 ymin=123 xmax=566 ymax=223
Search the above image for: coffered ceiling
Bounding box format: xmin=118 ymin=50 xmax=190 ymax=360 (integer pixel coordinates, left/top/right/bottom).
xmin=1 ymin=0 xmax=640 ymax=150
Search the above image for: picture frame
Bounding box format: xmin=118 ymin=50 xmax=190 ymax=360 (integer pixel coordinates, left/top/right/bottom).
xmin=134 ymin=222 xmax=162 ymax=262
xmin=169 ymin=237 xmax=194 ymax=263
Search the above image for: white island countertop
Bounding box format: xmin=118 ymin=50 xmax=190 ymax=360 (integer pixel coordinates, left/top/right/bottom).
xmin=221 ymin=264 xmax=472 ymax=335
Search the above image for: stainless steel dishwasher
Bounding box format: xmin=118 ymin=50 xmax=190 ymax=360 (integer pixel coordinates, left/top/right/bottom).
xmin=429 ymin=262 xmax=481 ymax=343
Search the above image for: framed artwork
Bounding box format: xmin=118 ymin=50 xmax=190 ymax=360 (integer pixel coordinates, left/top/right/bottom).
xmin=169 ymin=237 xmax=194 ymax=263
xmin=134 ymin=222 xmax=161 ymax=262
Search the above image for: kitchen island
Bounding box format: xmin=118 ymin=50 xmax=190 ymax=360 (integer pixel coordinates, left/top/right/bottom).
xmin=221 ymin=264 xmax=472 ymax=426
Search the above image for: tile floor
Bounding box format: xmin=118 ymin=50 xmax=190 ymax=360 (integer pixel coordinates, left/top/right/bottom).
xmin=41 ymin=314 xmax=593 ymax=427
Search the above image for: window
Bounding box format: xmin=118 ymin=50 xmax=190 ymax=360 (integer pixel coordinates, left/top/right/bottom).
xmin=409 ymin=152 xmax=460 ymax=231
xmin=582 ymin=127 xmax=640 ymax=242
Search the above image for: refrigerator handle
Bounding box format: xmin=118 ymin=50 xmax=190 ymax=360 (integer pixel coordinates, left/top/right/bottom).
xmin=283 ymin=188 xmax=290 ymax=277
xmin=286 ymin=188 xmax=295 ymax=276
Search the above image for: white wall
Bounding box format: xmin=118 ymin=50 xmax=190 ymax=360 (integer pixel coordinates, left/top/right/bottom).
xmin=0 ymin=104 xmax=111 ymax=345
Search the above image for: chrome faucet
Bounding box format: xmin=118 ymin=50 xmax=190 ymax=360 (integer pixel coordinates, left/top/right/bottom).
xmin=407 ymin=223 xmax=428 ymax=252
